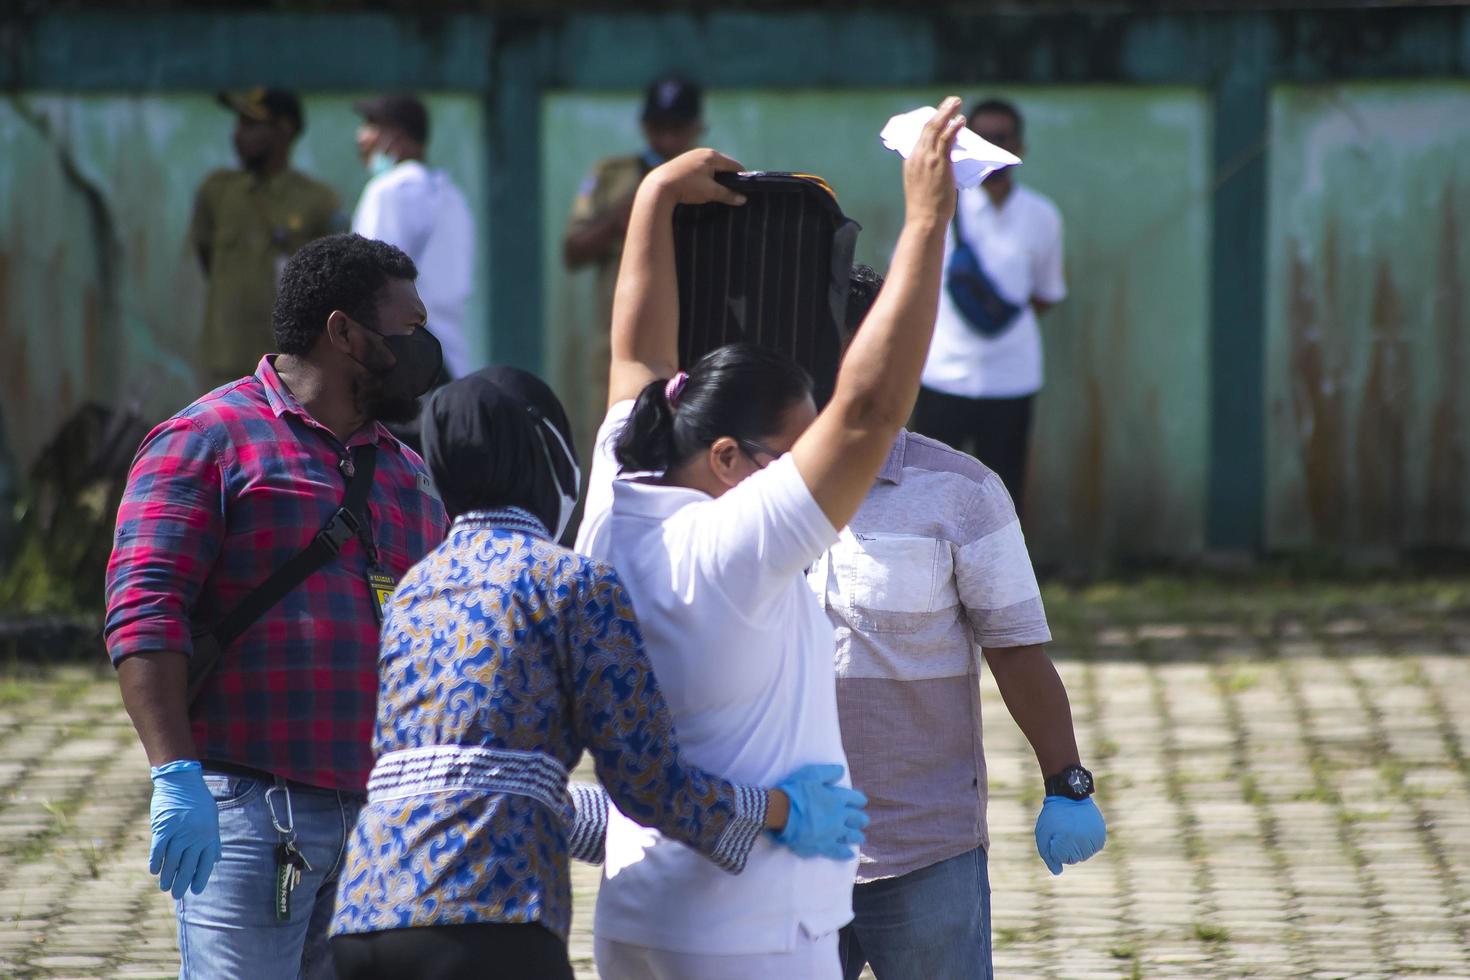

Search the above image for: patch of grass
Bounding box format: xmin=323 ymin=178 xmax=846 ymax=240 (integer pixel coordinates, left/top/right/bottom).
xmin=0 ymin=679 xmax=33 ymax=705
xmin=1192 ymin=921 xmax=1230 ymax=944
xmin=994 ymin=925 xmax=1046 ymax=946
xmin=1291 ymin=785 xmax=1336 ymax=803
xmin=1223 ymin=667 xmax=1261 ymax=693
xmin=9 ymin=796 xmax=85 ymax=862
xmin=1239 ymin=774 xmax=1266 ymax=806
xmin=1378 ymin=759 xmax=1407 ymax=788
xmin=78 ymin=837 xmax=104 ymax=879
xmin=1109 ymin=942 xmax=1137 ymax=960
xmin=1094 ymin=737 xmax=1120 ymax=762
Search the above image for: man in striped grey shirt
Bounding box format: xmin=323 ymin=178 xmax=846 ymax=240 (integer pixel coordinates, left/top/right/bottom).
xmin=807 ymin=267 xmax=1106 ymax=980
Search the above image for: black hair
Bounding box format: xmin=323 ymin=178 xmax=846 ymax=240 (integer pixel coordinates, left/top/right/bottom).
xmin=614 ymin=343 xmax=812 ymax=473
xmin=273 ymin=233 xmax=417 ymax=355
xmin=419 ymin=367 xmax=576 ymax=527
xmin=967 ymin=98 xmax=1024 ymax=139
xmin=844 ymin=264 xmax=885 ymax=337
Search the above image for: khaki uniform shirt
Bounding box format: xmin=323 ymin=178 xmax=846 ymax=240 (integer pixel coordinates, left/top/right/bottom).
xmin=564 ymin=154 xmax=653 ymax=481
xmin=566 ymin=154 xmax=652 ymax=331
xmin=191 ymin=169 xmax=343 ymax=383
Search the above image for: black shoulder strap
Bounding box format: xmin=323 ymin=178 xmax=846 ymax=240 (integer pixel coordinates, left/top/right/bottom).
xmin=187 ymin=444 xmax=378 ymax=704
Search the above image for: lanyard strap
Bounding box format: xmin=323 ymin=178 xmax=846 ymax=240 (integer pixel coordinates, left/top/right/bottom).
xmin=188 ymin=443 xmax=379 ymax=705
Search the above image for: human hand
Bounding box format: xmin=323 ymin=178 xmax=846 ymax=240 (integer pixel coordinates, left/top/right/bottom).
xmin=1034 ymin=795 xmax=1106 ymax=875
xmin=902 ymin=96 xmax=966 ymax=224
xmin=646 ymin=149 xmax=748 ymax=207
xmin=771 ymin=763 xmax=869 ymax=860
xmin=149 ymin=760 xmax=221 ymax=899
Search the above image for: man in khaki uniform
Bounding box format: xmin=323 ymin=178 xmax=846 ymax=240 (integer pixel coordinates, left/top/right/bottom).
xmin=560 ymin=76 xmax=704 ymax=472
xmin=191 ymin=89 xmax=344 ymax=390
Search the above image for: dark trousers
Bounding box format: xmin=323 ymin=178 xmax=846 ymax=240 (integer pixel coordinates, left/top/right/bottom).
xmin=912 ymin=387 xmax=1034 ymax=517
xmin=332 ymin=922 xmax=575 ymax=980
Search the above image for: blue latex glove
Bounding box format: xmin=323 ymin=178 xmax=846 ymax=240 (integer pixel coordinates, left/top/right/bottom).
xmin=149 ymin=760 xmax=221 ymax=900
xmin=772 ymin=763 xmax=869 ymax=860
xmin=1034 ymin=795 xmax=1106 ymax=875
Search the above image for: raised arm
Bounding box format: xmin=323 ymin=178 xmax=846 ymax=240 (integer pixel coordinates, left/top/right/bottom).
xmin=790 ymin=98 xmax=965 ymax=530
xmin=605 ymin=150 xmax=747 ymax=409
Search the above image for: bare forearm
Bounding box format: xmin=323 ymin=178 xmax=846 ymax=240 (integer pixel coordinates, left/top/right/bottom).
xmin=984 ymin=644 xmax=1081 ymax=776
xmin=116 ymin=651 xmax=197 ymax=767
xmin=792 ymin=213 xmax=947 ymax=528
xmin=609 ymin=183 xmax=679 ymax=378
xmin=829 ymin=212 xmax=947 ymax=430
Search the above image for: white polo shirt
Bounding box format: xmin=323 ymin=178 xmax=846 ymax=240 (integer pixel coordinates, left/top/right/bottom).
xmin=920 ymin=183 xmax=1066 ymax=400
xmin=352 ymin=160 xmax=477 ymax=379
xmin=577 ymin=402 xmax=856 ymax=955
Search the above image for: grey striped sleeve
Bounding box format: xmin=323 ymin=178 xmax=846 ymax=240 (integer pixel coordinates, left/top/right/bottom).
xmin=708 ymin=784 xmax=769 ymax=874
xmin=567 ymin=782 xmax=608 ymax=864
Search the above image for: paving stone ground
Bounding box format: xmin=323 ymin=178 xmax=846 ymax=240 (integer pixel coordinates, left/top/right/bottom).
xmin=2 ymin=578 xmax=1469 ymax=978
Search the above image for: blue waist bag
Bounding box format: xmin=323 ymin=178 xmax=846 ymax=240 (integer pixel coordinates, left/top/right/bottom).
xmin=946 ymin=208 xmax=1023 ymax=339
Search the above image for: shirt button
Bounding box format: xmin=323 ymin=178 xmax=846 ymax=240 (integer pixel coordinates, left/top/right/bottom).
xmin=339 ymin=458 xmax=355 ymax=478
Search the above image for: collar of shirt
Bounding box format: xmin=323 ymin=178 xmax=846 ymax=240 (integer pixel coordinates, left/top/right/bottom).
xmin=611 ymin=475 xmax=709 ymax=519
xmin=254 ymin=355 xmax=397 ymax=451
xmin=967 ymin=180 xmax=1026 ymax=218
xmin=451 ymin=506 xmax=550 ymax=539
xmin=877 ymin=430 xmax=909 ymax=485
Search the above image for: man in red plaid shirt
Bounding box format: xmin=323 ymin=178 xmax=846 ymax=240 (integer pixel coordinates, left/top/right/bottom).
xmin=105 ymin=233 xmax=448 ymax=979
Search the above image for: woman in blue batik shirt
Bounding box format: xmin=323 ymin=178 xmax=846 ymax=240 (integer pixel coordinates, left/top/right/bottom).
xmin=329 ymin=367 xmax=868 ymax=980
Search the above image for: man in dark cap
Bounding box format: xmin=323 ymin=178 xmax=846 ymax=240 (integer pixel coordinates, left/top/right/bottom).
xmin=191 ymin=89 xmax=346 ymax=390
xmin=560 ymin=75 xmax=705 ymax=472
xmin=352 ymin=95 xmax=477 ymax=381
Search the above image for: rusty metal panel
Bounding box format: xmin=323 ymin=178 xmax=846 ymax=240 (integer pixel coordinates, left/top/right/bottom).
xmin=1265 ymin=82 xmax=1470 ymax=553
xmin=542 ymin=87 xmax=1212 ymax=565
xmin=0 ymin=93 xmax=487 ymax=475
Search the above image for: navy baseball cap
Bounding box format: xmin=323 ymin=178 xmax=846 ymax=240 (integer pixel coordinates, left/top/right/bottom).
xmin=642 ymin=76 xmax=702 ymax=126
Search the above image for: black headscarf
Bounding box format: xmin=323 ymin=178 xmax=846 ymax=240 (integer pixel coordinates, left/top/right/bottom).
xmin=419 ymin=366 xmax=577 ymax=526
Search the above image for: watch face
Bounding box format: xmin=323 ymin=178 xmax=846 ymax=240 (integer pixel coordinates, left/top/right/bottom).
xmin=1067 ymin=769 xmax=1093 ymax=795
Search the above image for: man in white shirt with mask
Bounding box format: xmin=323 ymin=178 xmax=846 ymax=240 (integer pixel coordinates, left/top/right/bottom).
xmin=353 ymin=94 xmax=477 ymax=379
xmin=914 ymin=98 xmax=1065 ymax=519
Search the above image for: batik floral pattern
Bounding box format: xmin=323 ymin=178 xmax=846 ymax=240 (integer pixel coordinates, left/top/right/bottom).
xmin=331 ymin=518 xmax=765 ymax=940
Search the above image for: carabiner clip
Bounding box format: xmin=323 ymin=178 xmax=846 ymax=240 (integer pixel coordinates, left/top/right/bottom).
xmin=264 ymin=779 xmax=295 ymax=839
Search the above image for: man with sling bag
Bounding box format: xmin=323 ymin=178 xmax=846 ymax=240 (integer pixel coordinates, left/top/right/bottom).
xmin=914 ymin=99 xmax=1066 ymax=518
xmin=105 ymin=234 xmax=448 ymax=979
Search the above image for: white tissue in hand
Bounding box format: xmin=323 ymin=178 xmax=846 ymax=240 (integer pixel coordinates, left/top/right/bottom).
xmin=880 ymin=106 xmax=1022 ymax=189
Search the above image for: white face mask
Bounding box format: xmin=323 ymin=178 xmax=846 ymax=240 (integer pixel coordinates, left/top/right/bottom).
xmin=530 ymin=411 xmax=581 ymax=540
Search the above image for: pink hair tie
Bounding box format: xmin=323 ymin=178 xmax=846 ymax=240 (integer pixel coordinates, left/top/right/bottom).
xmin=664 ymin=371 xmax=689 ymax=407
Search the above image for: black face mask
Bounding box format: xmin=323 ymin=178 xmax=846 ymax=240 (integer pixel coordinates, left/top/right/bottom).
xmin=358 ymin=326 xmax=444 ymax=424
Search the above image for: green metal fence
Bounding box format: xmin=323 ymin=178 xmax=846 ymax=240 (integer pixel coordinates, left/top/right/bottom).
xmin=2 ymin=7 xmax=1467 ymax=564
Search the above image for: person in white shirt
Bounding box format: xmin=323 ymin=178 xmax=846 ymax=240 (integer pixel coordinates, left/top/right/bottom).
xmin=352 ymin=95 xmax=477 ymax=379
xmin=576 ymin=99 xmax=969 ymax=980
xmin=915 ymin=98 xmax=1066 ymax=517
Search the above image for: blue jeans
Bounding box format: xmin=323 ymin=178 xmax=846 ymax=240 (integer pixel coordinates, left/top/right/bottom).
xmin=176 ymin=769 xmax=362 ymax=980
xmin=839 ymin=846 xmax=992 ymax=980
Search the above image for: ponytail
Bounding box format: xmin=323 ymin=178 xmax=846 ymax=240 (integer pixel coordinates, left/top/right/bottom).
xmin=613 ymin=343 xmax=813 ymax=475
xmin=614 ymin=378 xmax=679 ymax=472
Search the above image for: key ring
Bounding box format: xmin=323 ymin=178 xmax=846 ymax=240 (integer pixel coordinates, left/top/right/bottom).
xmin=265 ymin=781 xmax=295 ymax=839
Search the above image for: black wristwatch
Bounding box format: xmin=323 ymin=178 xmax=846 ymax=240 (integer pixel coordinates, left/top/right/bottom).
xmin=1044 ymin=764 xmax=1095 ymax=800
